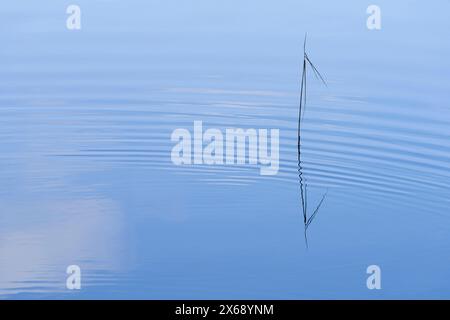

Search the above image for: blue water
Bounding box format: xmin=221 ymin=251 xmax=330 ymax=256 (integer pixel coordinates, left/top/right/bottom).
xmin=1 ymin=1 xmax=450 ymax=299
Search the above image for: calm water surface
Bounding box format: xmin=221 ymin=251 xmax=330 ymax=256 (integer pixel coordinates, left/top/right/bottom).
xmin=1 ymin=1 xmax=450 ymax=298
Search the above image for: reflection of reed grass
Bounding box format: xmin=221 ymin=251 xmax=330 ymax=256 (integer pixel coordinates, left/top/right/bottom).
xmin=297 ymin=34 xmax=328 ymax=248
